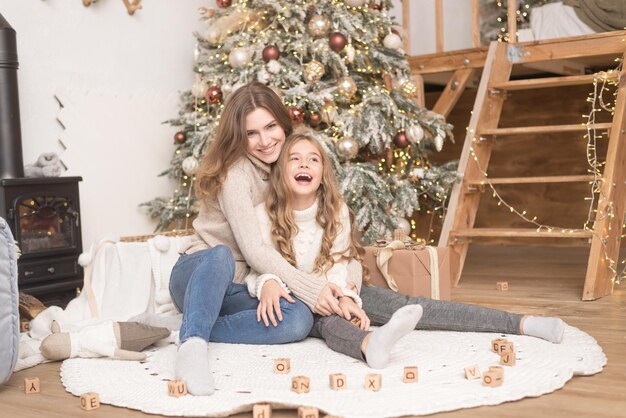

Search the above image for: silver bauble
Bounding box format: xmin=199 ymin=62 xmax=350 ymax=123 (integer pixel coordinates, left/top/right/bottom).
xmin=307 ymin=15 xmax=331 ymax=37
xmin=191 ymin=81 xmax=207 ymax=99
xmin=396 ymin=217 xmax=411 ymax=235
xmin=336 ymin=136 xmax=359 ymax=160
xmin=182 ymin=156 xmax=200 ymax=175
xmin=406 ymin=124 xmax=425 ymax=143
xmin=228 ymin=47 xmax=252 ymax=68
xmin=383 ymin=33 xmax=403 ymax=50
xmin=337 ymin=76 xmax=357 ymax=99
xmin=344 ymin=0 xmax=367 ymax=6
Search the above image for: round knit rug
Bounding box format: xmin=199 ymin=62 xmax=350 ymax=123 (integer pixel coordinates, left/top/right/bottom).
xmin=60 ymin=325 xmax=605 ymax=417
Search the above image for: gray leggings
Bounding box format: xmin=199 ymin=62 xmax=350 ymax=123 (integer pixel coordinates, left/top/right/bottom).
xmin=309 ymin=285 xmax=523 ymax=362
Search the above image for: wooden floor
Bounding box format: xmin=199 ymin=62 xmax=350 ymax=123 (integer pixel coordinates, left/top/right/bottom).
xmin=2 ymin=245 xmax=625 ymax=417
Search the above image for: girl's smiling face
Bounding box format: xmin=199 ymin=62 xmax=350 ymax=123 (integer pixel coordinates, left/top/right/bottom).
xmin=245 ymin=107 xmax=286 ymax=164
xmin=286 ymin=139 xmax=323 ymax=209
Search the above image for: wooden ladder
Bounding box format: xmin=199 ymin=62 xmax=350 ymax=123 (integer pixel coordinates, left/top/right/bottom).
xmin=439 ymin=31 xmax=626 ymax=300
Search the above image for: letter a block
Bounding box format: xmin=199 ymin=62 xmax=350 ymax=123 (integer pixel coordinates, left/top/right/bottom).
xmin=273 ymin=358 xmax=291 ymax=374
xmin=24 ymin=377 xmax=40 ymax=394
xmin=496 ymin=282 xmax=508 ymax=291
xmin=464 ymin=365 xmax=481 ymax=380
xmin=167 ymin=379 xmax=188 ymax=397
xmin=500 ymin=351 xmax=516 ymax=366
xmin=252 ymin=403 xmax=272 ymax=418
xmin=403 ymin=366 xmax=418 ymax=383
xmin=329 ymin=373 xmax=347 ymax=390
xmin=291 ymin=376 xmax=310 ymax=394
xmin=80 ymin=392 xmax=100 ymax=410
xmin=297 ymin=406 xmax=319 ymax=418
xmin=365 ymin=373 xmax=382 ymax=391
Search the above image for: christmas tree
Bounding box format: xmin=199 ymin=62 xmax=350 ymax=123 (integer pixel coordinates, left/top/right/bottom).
xmin=143 ymin=0 xmax=458 ymax=244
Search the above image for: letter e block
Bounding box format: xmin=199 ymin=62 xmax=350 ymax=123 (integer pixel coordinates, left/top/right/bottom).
xmin=297 ymin=406 xmax=319 ymax=418
xmin=291 ymin=376 xmax=310 ymax=394
xmin=252 ymin=403 xmax=272 ymax=418
xmin=273 ymin=358 xmax=291 ymax=374
xmin=491 ymin=338 xmax=507 ymax=352
xmin=403 ymin=366 xmax=418 ymax=383
xmin=167 ymin=379 xmax=188 ymax=397
xmin=500 ymin=351 xmax=516 ymax=366
xmin=329 ymin=373 xmax=346 ymax=390
xmin=464 ymin=365 xmax=481 ymax=380
xmin=24 ymin=377 xmax=40 ymax=394
xmin=80 ymin=392 xmax=100 ymax=410
xmin=496 ymin=282 xmax=508 ymax=291
xmin=365 ymin=373 xmax=382 ymax=391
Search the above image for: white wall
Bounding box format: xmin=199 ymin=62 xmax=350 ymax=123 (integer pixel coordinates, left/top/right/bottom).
xmin=0 ymin=0 xmax=206 ymax=247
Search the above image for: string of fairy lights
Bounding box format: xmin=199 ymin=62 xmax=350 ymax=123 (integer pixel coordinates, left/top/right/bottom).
xmin=467 ymin=67 xmax=625 ymax=285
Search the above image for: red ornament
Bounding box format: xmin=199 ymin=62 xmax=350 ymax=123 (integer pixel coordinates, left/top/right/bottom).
xmin=393 ymin=131 xmax=410 ymax=148
xmin=205 ymin=85 xmax=223 ymax=105
xmin=216 ymin=0 xmax=231 ymax=8
xmin=289 ymin=106 xmax=305 ymax=124
xmin=329 ymin=32 xmax=348 ymax=52
xmin=262 ymin=45 xmax=280 ymax=62
xmin=174 ymin=131 xmax=187 ymax=144
xmin=308 ymin=111 xmax=322 ymax=127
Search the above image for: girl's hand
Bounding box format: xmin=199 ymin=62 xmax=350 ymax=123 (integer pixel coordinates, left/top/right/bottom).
xmin=338 ymin=297 xmax=370 ymax=330
xmin=313 ymin=283 xmax=345 ymax=316
xmin=346 ymin=281 xmax=358 ymax=292
xmin=257 ymin=279 xmax=295 ymax=327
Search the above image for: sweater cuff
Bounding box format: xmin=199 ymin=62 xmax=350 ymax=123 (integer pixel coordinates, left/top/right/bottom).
xmin=340 ymin=288 xmax=363 ymax=308
xmin=286 ymin=276 xmax=327 ymax=311
xmin=256 ymin=274 xmax=290 ymax=300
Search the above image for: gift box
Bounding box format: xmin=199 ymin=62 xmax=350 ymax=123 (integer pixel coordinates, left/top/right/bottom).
xmin=362 ymin=243 xmax=454 ymax=300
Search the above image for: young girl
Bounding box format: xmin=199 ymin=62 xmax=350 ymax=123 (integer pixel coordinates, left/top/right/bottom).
xmin=245 ymin=133 xmax=423 ymax=368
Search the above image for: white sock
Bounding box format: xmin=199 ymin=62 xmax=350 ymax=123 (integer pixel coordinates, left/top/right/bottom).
xmin=364 ymin=305 xmax=423 ymax=369
xmin=175 ymin=337 xmax=214 ymax=396
xmin=128 ymin=312 xmax=182 ymax=331
xmin=522 ymin=316 xmax=566 ymax=343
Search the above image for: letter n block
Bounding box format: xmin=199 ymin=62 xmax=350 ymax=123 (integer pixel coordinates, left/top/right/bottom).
xmin=464 ymin=365 xmax=481 ymax=380
xmin=273 ymin=358 xmax=291 ymax=374
xmin=329 ymin=373 xmax=347 ymax=390
xmin=291 ymin=376 xmax=310 ymax=394
xmin=167 ymin=379 xmax=188 ymax=397
xmin=297 ymin=406 xmax=319 ymax=418
xmin=403 ymin=366 xmax=418 ymax=383
xmin=252 ymin=403 xmax=272 ymax=418
xmin=500 ymin=351 xmax=516 ymax=366
xmin=24 ymin=377 xmax=40 ymax=394
xmin=496 ymin=281 xmax=508 ymax=291
xmin=365 ymin=373 xmax=382 ymax=391
xmin=80 ymin=392 xmax=100 ymax=410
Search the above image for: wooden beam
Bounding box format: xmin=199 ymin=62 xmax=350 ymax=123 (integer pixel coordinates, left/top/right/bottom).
xmin=479 ymin=123 xmax=612 ymax=136
xmin=413 ymin=74 xmax=425 ymax=107
xmin=432 ymin=68 xmax=476 ymax=118
xmin=435 ymin=0 xmax=444 ymax=52
xmin=471 ymin=0 xmax=481 ymax=47
xmin=408 ymin=47 xmax=488 ymax=75
xmin=467 ymin=175 xmax=595 ymax=185
xmin=507 ymin=0 xmax=517 ymax=43
xmin=452 ymin=228 xmax=592 ymax=239
xmin=402 ymin=0 xmax=410 ymax=52
xmin=490 ymin=74 xmax=616 ymax=91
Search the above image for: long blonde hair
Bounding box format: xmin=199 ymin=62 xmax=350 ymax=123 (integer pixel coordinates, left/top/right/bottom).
xmin=266 ymin=133 xmax=364 ymax=274
xmin=195 ymin=82 xmax=293 ymax=201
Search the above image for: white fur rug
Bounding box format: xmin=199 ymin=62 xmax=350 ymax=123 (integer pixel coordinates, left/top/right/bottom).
xmin=60 ymin=326 xmax=605 ymax=417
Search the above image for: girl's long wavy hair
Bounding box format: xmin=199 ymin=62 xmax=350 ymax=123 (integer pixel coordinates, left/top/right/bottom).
xmin=195 ymin=81 xmax=293 ymax=201
xmin=266 ymin=133 xmax=365 ymax=274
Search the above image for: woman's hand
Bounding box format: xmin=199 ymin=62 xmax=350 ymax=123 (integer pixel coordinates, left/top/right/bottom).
xmin=257 ymin=279 xmax=295 ymax=327
xmin=346 ymin=281 xmax=358 ymax=292
xmin=313 ymin=283 xmax=345 ymax=316
xmin=338 ymin=297 xmax=370 ymax=330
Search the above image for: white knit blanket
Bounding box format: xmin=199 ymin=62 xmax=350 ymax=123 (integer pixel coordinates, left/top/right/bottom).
xmin=60 ymin=325 xmax=605 ymax=417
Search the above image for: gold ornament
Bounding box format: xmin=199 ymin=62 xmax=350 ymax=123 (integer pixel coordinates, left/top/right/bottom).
xmin=307 ymin=15 xmax=330 ymax=37
xmin=400 ymin=79 xmax=418 ymax=98
xmin=336 ymin=137 xmax=359 ymax=160
xmin=304 ymin=60 xmax=325 ymax=83
xmin=320 ymin=102 xmax=337 ymax=124
xmin=337 ymin=76 xmax=357 ymax=99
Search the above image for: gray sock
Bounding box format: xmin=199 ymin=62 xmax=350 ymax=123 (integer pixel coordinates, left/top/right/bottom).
xmin=523 ymin=316 xmax=565 ymax=343
xmin=128 ymin=312 xmax=182 ymax=331
xmin=365 ymin=305 xmax=423 ymax=369
xmin=175 ymin=337 xmax=214 ymax=396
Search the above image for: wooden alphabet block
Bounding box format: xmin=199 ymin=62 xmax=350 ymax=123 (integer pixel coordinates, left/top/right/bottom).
xmin=482 ymin=371 xmax=503 ymax=387
xmin=500 ymin=351 xmax=516 ymax=366
xmin=350 ymin=316 xmax=361 ymax=327
xmin=80 ymin=392 xmax=100 ymax=410
xmin=167 ymin=380 xmax=188 ymax=397
xmin=499 ymin=341 xmax=515 ymax=354
xmin=489 ymin=365 xmax=504 ymax=377
xmin=491 ymin=338 xmax=507 ymax=352
xmin=291 ymin=376 xmax=310 ymax=394
xmin=365 ymin=373 xmax=382 ymax=391
xmin=496 ymin=281 xmax=509 ymax=291
xmin=252 ymin=403 xmax=272 ymax=418
xmin=24 ymin=377 xmax=40 ymax=394
xmin=273 ymin=358 xmax=291 ymax=374
xmin=403 ymin=366 xmax=418 ymax=383
xmin=464 ymin=365 xmax=481 ymax=380
xmin=329 ymin=373 xmax=347 ymax=390
xmin=297 ymin=406 xmax=319 ymax=418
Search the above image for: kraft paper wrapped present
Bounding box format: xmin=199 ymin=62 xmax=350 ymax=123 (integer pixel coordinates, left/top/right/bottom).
xmin=362 ymin=241 xmax=453 ymax=300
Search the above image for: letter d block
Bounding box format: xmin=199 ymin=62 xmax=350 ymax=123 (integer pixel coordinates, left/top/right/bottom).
xmin=403 ymin=366 xmax=418 ymax=383
xmin=273 ymin=358 xmax=291 ymax=374
xmin=291 ymin=376 xmax=310 ymax=394
xmin=491 ymin=338 xmax=508 ymax=352
xmin=297 ymin=406 xmax=319 ymax=418
xmin=167 ymin=379 xmax=188 ymax=397
xmin=80 ymin=392 xmax=100 ymax=410
xmin=252 ymin=403 xmax=272 ymax=418
xmin=329 ymin=373 xmax=347 ymax=390
xmin=24 ymin=377 xmax=40 ymax=394
xmin=365 ymin=373 xmax=382 ymax=391
xmin=464 ymin=365 xmax=481 ymax=380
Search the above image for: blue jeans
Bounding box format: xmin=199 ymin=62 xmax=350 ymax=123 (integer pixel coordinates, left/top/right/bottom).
xmin=169 ymin=245 xmax=314 ymax=344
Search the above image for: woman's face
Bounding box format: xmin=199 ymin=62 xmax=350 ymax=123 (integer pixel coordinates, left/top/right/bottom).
xmin=245 ymin=107 xmax=286 ymax=164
